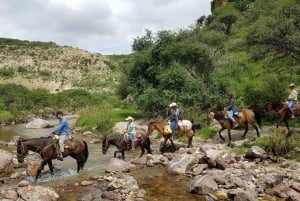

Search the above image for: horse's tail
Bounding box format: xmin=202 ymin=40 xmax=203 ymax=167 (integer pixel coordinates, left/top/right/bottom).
xmin=83 ymin=141 xmax=89 ymax=165
xmin=254 ymin=110 xmax=262 ymax=130
xmin=191 ymin=118 xmax=201 ymax=134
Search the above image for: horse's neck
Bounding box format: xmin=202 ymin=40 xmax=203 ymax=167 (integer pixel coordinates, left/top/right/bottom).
xmin=153 ymin=124 xmax=165 ymax=133
xmin=214 ymin=112 xmax=226 ymax=121
xmin=24 ymin=140 xmax=49 ymax=152
xmin=108 ymin=137 xmax=123 ymax=149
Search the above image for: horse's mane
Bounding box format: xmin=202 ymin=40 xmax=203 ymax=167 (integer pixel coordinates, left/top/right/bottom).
xmin=18 ymin=137 xmax=51 ymax=142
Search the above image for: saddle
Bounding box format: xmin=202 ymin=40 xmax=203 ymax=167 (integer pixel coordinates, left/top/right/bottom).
xmin=52 ymin=135 xmax=76 ymax=150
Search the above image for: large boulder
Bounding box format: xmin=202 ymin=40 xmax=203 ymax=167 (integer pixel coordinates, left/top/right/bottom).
xmin=105 ymin=158 xmax=131 ymax=173
xmin=17 ymin=183 xmax=59 ymax=201
xmin=25 ymin=118 xmax=54 ymax=129
xmin=0 ymin=149 xmax=13 ymax=176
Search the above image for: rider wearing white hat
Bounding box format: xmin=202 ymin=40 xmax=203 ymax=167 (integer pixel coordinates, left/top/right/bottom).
xmin=169 ymin=102 xmax=180 ymax=140
xmin=125 ymin=116 xmax=136 ymax=149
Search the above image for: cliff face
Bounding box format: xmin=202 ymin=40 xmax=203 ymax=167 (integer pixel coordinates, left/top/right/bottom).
xmin=211 ymin=0 xmax=229 ymax=12
xmin=0 ymin=38 xmax=119 ymax=93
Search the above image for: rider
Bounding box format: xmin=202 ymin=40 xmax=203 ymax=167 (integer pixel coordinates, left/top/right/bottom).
xmin=169 ymin=102 xmax=181 ymax=140
xmin=287 ymin=83 xmax=298 ymax=119
xmin=124 ymin=116 xmax=136 ymax=150
xmin=50 ymin=111 xmax=70 ymax=161
xmin=226 ymin=94 xmax=239 ymax=128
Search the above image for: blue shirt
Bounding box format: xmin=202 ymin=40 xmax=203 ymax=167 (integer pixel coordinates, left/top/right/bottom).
xmin=127 ymin=122 xmax=136 ymax=135
xmin=51 ymin=117 xmax=70 ymax=136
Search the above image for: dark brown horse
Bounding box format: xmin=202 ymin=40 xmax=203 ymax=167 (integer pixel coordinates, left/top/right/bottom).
xmin=265 ymin=101 xmax=300 ymax=130
xmin=146 ymin=120 xmax=194 ymax=152
xmin=17 ymin=136 xmax=89 ymax=182
xmin=102 ymin=133 xmax=152 ymax=160
xmin=206 ymin=109 xmax=262 ymax=144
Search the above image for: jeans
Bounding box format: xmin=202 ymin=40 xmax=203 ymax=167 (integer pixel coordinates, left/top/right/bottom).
xmin=59 ymin=135 xmax=67 ymax=153
xmin=229 ymin=110 xmax=236 ymax=123
xmin=288 ymin=100 xmax=296 ymax=116
xmin=129 ymin=132 xmax=135 ymax=141
xmin=171 ymin=120 xmax=177 ymax=138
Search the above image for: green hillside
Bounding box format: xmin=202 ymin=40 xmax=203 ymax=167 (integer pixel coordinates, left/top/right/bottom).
xmin=115 ymin=0 xmax=300 ymax=120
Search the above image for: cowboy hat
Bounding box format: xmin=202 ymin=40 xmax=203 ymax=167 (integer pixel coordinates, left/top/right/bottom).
xmin=169 ymin=102 xmax=177 ymax=107
xmin=289 ymin=83 xmax=296 ymax=87
xmin=125 ymin=116 xmax=134 ymax=121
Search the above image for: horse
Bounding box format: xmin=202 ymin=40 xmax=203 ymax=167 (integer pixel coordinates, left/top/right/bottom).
xmin=146 ymin=120 xmax=194 ymax=152
xmin=102 ymin=132 xmax=152 ymax=160
xmin=265 ymin=101 xmax=300 ymax=130
xmin=206 ymin=108 xmax=262 ymax=144
xmin=17 ymin=136 xmax=89 ymax=182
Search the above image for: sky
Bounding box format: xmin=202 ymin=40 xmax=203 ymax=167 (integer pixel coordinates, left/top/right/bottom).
xmin=0 ymin=0 xmax=212 ymax=55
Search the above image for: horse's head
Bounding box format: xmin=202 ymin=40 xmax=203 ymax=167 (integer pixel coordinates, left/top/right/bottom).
xmin=16 ymin=139 xmax=27 ymax=163
xmin=206 ymin=112 xmax=215 ymax=125
xmin=265 ymin=102 xmax=273 ymax=112
xmin=146 ymin=122 xmax=155 ymax=135
xmin=102 ymin=137 xmax=108 ymax=154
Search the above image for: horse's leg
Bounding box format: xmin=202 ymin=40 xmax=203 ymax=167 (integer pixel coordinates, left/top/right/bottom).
xmin=161 ymin=136 xmax=168 ymax=153
xmin=121 ymin=151 xmax=125 ymax=160
xmin=284 ymin=120 xmax=289 ymax=130
xmin=251 ymin=123 xmax=260 ymax=138
xmin=139 ymin=143 xmax=145 ymax=157
xmin=242 ymin=122 xmax=249 ymax=139
xmin=227 ymin=129 xmax=232 ymax=143
xmin=48 ymin=160 xmax=54 ymax=175
xmin=218 ymin=128 xmax=226 ymax=141
xmin=187 ymin=132 xmax=193 ymax=148
xmin=35 ymin=159 xmax=48 ymax=183
xmin=145 ymin=137 xmax=152 ymax=154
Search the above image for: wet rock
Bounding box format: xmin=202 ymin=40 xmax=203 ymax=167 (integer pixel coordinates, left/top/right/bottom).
xmin=25 ymin=118 xmax=53 ymax=129
xmin=191 ymin=163 xmax=208 ymax=176
xmin=105 ymin=158 xmax=130 ymax=173
xmin=0 ymin=149 xmax=13 ymax=176
xmin=272 ymin=184 xmax=300 ymax=200
xmin=167 ymin=154 xmax=198 ymax=175
xmin=81 ymin=180 xmax=94 ymax=186
xmin=26 ymin=161 xmax=41 ymax=176
xmin=188 ymin=174 xmax=218 ymax=195
xmin=0 ymin=189 xmax=18 ymax=200
xmin=17 ymin=185 xmax=59 ymax=201
xmin=245 ymin=146 xmax=268 ymax=160
xmin=227 ymin=188 xmax=257 ymax=201
xmin=131 ymin=155 xmax=147 ymax=165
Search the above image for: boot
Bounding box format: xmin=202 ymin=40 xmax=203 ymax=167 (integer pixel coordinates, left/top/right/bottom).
xmin=291 ymin=115 xmax=295 ymax=119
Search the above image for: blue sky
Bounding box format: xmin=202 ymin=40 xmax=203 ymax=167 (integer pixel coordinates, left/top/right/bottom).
xmin=0 ymin=0 xmax=212 ymax=55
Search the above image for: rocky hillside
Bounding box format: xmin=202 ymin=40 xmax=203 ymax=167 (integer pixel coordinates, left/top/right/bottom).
xmin=0 ymin=38 xmax=120 ymax=93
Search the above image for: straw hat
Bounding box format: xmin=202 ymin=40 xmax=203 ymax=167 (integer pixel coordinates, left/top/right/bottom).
xmin=125 ymin=116 xmax=134 ymax=121
xmin=169 ymin=102 xmax=177 ymax=107
xmin=289 ymin=83 xmax=296 ymax=87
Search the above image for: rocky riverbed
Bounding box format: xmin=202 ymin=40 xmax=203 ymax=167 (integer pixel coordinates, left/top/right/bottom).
xmin=0 ymin=119 xmax=300 ymax=201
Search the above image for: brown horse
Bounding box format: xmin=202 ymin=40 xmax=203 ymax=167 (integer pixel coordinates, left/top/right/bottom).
xmin=206 ymin=109 xmax=262 ymax=144
xmin=265 ymin=101 xmax=300 ymax=130
xmin=146 ymin=120 xmax=194 ymax=152
xmin=17 ymin=136 xmax=89 ymax=182
xmin=102 ymin=133 xmax=152 ymax=160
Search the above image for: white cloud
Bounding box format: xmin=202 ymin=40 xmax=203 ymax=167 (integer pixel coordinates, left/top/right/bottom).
xmin=0 ymin=0 xmax=212 ymax=55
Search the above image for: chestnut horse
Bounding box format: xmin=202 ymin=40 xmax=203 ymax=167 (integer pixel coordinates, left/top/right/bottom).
xmin=17 ymin=137 xmax=89 ymax=182
xmin=146 ymin=120 xmax=194 ymax=152
xmin=206 ymin=109 xmax=262 ymax=144
xmin=102 ymin=133 xmax=152 ymax=160
xmin=265 ymin=101 xmax=300 ymax=130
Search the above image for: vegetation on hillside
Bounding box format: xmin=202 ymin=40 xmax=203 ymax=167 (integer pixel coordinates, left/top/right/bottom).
xmin=116 ymin=0 xmax=300 ymax=122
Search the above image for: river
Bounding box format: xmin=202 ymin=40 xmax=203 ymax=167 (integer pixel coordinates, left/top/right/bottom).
xmin=0 ymin=119 xmax=207 ymax=201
